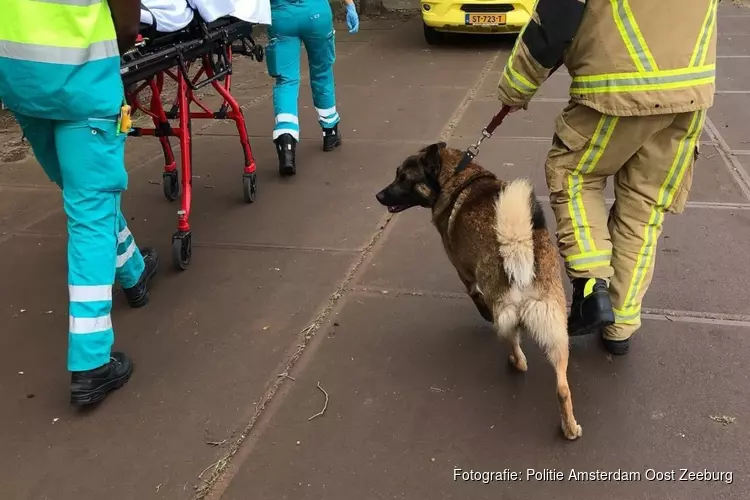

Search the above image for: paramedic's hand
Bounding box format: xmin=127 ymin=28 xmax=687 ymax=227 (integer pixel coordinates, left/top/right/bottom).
xmin=345 ymin=2 xmax=360 ymax=34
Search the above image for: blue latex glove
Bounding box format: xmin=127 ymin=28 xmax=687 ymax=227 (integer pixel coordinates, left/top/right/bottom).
xmin=346 ymin=3 xmax=359 ymax=34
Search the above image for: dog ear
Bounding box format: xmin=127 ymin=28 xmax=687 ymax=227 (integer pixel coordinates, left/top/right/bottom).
xmin=422 ymin=142 xmax=445 ymax=174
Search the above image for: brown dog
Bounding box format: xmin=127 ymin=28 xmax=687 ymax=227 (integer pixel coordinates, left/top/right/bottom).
xmin=375 ymin=142 xmax=582 ymax=441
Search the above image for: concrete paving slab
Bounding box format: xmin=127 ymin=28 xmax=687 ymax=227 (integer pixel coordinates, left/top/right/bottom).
xmin=27 ymin=136 xmax=425 ymax=252
xmin=0 ymin=187 xmax=61 ymax=235
xmin=220 ymin=293 xmax=750 ymax=500
xmin=452 ymin=100 xmax=566 ymax=140
xmin=708 ymin=93 xmax=750 ymax=151
xmin=0 ymin=233 xmax=355 ymax=500
xmin=716 ymin=59 xmax=750 ymax=92
xmin=718 ymin=34 xmax=750 ymax=56
xmin=334 ymin=51 xmax=492 ymax=89
xmin=357 ymin=199 xmax=750 ymax=316
xmin=211 ymin=84 xmax=468 ymax=141
xmin=718 ymin=13 xmax=750 ymax=34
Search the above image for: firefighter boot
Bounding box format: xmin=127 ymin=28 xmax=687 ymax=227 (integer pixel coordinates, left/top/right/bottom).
xmin=275 ymin=133 xmax=297 ymax=177
xmin=568 ymin=277 xmax=615 ymax=337
xmin=322 ymin=124 xmax=342 ymax=152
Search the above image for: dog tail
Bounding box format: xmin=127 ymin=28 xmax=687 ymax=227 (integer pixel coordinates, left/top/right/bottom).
xmin=494 ymin=178 xmax=537 ymax=288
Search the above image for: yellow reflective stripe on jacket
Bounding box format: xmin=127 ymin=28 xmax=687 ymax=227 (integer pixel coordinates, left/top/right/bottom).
xmin=620 ymin=110 xmax=706 ymax=314
xmin=567 ymin=114 xmax=618 ymax=254
xmin=565 ymin=250 xmax=612 ymax=271
xmin=690 ymin=0 xmax=718 ymax=67
xmin=501 ymin=3 xmax=540 ymax=97
xmin=570 ymin=65 xmax=715 ymax=94
xmin=0 ymin=39 xmax=118 ymax=64
xmin=0 ymin=0 xmax=114 ymax=49
xmin=610 ymin=0 xmax=658 ymax=72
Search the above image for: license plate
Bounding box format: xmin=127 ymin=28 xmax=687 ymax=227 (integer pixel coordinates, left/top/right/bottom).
xmin=465 ymin=13 xmax=506 ymax=25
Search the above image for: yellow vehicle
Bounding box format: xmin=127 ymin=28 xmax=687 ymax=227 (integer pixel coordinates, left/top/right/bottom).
xmin=421 ymin=0 xmax=535 ymax=44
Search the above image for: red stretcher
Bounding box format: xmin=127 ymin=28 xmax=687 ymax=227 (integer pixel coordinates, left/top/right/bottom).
xmin=120 ymin=16 xmax=265 ymax=270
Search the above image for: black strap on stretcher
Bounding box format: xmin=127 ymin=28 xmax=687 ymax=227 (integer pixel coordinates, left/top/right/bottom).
xmin=454 ymin=60 xmax=565 ymax=174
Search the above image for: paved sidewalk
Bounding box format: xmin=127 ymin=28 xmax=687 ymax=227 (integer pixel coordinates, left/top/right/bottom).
xmin=0 ymin=4 xmax=749 ymax=500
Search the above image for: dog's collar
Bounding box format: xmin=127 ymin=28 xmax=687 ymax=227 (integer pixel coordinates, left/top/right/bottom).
xmin=435 ymin=169 xmax=497 ymax=223
xmin=454 ymin=150 xmax=475 ymax=174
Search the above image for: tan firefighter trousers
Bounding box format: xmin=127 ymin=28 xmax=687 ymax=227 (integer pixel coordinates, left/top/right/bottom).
xmin=545 ymin=102 xmax=706 ymax=341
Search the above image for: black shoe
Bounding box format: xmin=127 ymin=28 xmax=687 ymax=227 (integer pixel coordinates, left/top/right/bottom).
xmin=122 ymin=247 xmax=159 ymax=308
xmin=70 ymin=352 xmax=133 ymax=406
xmin=602 ymin=337 xmax=630 ymax=355
xmin=568 ymin=277 xmax=615 ymax=336
xmin=322 ymin=124 xmax=342 ymax=152
xmin=275 ymin=133 xmax=297 ymax=176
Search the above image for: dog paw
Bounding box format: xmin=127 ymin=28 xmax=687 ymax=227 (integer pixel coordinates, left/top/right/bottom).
xmin=509 ymin=354 xmax=528 ymax=372
xmin=561 ymin=422 xmax=583 ymax=441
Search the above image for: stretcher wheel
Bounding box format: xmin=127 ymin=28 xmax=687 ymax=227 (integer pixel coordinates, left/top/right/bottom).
xmin=242 ymin=173 xmax=257 ymax=203
xmin=163 ymin=171 xmax=180 ymax=201
xmin=172 ymin=231 xmax=192 ymax=271
xmin=253 ymin=45 xmax=264 ymax=63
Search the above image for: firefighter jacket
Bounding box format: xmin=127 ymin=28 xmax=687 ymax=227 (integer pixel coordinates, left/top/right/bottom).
xmin=497 ymin=0 xmax=719 ymax=116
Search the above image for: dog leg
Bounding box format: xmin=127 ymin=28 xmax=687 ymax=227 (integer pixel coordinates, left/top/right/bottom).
xmin=467 ymin=282 xmax=493 ymax=323
xmin=506 ymin=329 xmax=528 ymax=372
xmin=521 ymin=300 xmax=583 ymax=441
xmin=548 ymin=338 xmax=582 ymax=441
xmin=494 ymin=304 xmax=527 ymax=371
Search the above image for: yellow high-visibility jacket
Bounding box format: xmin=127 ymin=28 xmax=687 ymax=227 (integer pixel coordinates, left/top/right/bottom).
xmin=498 ymin=0 xmax=719 ymax=116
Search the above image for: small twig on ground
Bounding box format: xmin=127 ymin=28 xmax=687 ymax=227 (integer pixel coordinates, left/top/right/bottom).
xmin=206 ymin=439 xmax=227 ymax=447
xmin=710 ymin=415 xmax=736 ymax=425
xmin=278 ymin=372 xmax=296 ymax=381
xmin=198 ymin=457 xmax=227 ymax=479
xmin=308 ymin=382 xmax=329 ymax=421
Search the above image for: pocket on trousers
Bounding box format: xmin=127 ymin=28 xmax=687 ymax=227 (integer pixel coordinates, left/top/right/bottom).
xmin=81 ymin=118 xmax=127 ymax=192
xmin=545 ymin=108 xmax=591 ymax=193
xmin=266 ymin=37 xmax=280 ymax=77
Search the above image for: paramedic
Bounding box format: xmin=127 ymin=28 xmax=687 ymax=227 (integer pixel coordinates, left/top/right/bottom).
xmin=0 ymin=0 xmax=159 ymax=405
xmin=496 ymin=0 xmax=717 ymax=355
xmin=268 ymin=0 xmax=360 ymax=176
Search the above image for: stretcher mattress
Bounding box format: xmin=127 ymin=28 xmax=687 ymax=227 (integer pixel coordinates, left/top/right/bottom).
xmin=141 ymin=0 xmax=271 ymax=33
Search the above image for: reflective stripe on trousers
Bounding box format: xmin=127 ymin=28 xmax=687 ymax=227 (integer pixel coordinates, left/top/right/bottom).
xmin=564 ymin=114 xmax=618 ymax=269
xmin=614 ymin=110 xmax=706 ymax=323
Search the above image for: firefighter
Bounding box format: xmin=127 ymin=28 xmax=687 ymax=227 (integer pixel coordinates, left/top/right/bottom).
xmin=267 ymin=0 xmax=359 ymax=177
xmin=0 ymin=0 xmax=158 ymax=405
xmin=497 ymin=0 xmax=718 ymax=355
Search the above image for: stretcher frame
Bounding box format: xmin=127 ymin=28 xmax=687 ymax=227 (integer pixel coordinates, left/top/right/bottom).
xmin=120 ymin=16 xmax=265 ymax=270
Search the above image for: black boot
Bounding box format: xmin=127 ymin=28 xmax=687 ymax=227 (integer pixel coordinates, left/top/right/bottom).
xmin=122 ymin=247 xmax=159 ymax=308
xmin=275 ymin=133 xmax=297 ymax=176
xmin=602 ymin=336 xmax=630 ymax=355
xmin=322 ymin=124 xmax=342 ymax=152
xmin=568 ymin=277 xmax=615 ymax=337
xmin=70 ymin=352 xmax=133 ymax=406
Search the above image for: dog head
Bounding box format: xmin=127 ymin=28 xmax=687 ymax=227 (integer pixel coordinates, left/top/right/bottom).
xmin=375 ymin=142 xmax=446 ymax=213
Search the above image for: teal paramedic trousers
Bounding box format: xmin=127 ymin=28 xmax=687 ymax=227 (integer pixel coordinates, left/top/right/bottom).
xmin=267 ymin=0 xmax=340 ymax=141
xmin=13 ymin=114 xmax=145 ymax=372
